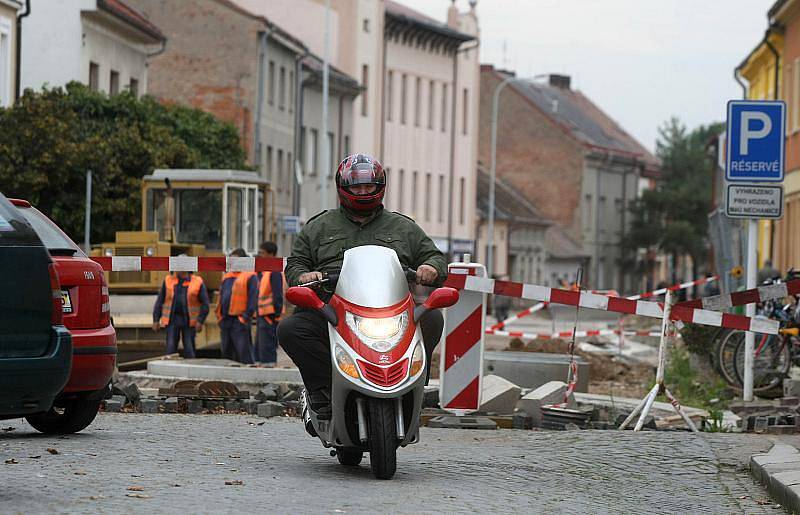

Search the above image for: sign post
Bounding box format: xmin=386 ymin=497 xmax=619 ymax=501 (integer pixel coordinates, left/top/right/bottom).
xmin=725 ymin=100 xmax=786 ymax=402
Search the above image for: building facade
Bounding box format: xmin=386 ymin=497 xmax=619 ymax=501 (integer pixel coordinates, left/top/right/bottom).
xmin=21 ymin=0 xmax=164 ymax=97
xmin=0 ymin=0 xmax=20 ymax=107
xmin=479 ymin=65 xmax=659 ymax=291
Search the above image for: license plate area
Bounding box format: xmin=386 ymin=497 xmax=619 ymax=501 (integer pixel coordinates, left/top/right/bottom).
xmin=61 ymin=290 xmax=73 ymax=314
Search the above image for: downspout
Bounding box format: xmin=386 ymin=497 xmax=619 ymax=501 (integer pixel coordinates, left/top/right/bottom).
xmin=14 ymin=0 xmax=30 ymax=101
xmin=733 ymin=68 xmax=747 ymax=100
xmin=446 ymin=39 xmax=479 ymax=261
xmin=292 ymin=50 xmax=309 ymax=217
xmin=254 ymin=29 xmax=274 ymax=174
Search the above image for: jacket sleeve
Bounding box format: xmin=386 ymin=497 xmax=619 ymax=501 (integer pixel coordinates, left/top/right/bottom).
xmin=410 ymin=223 xmax=448 ymax=286
xmin=271 ymin=272 xmax=284 ymax=315
xmin=197 ymin=283 xmax=210 ymax=325
xmin=152 ymin=281 xmax=166 ymax=324
xmin=245 ymin=274 xmax=259 ymax=320
xmin=285 ymin=226 xmax=315 ymax=286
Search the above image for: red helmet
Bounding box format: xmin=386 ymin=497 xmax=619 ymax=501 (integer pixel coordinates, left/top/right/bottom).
xmin=335 ymin=153 xmax=386 ymax=212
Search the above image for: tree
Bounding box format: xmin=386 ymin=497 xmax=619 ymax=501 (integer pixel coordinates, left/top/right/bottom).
xmin=624 ymin=117 xmax=724 ymax=284
xmin=0 ymin=82 xmax=248 ymax=243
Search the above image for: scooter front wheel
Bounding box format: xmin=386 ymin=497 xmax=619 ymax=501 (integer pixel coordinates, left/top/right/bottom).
xmin=367 ymin=398 xmax=397 ymax=479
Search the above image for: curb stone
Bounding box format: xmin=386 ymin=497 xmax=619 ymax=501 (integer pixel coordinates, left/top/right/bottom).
xmin=750 ymin=443 xmax=800 ymax=512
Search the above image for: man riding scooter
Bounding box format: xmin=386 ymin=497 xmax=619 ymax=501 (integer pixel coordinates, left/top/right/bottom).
xmin=279 ymin=153 xmax=447 ymax=420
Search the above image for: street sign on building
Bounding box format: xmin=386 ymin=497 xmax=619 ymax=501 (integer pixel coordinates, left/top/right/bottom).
xmin=279 ymin=215 xmax=302 ymax=234
xmin=726 ymin=100 xmax=785 ymax=182
xmin=725 ymin=184 xmax=784 ymax=219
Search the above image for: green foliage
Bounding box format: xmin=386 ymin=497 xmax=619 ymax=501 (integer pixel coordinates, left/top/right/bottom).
xmin=624 ymin=117 xmax=725 ymax=268
xmin=663 ymin=345 xmax=732 ymax=411
xmin=680 ymin=324 xmax=720 ymax=355
xmin=0 ymin=82 xmax=248 ymax=243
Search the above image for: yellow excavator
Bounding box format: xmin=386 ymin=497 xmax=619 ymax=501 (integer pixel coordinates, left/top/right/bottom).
xmin=93 ymin=169 xmax=275 ymax=365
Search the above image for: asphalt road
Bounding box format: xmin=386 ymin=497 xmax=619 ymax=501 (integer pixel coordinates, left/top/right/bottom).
xmin=0 ymin=413 xmax=783 ymax=514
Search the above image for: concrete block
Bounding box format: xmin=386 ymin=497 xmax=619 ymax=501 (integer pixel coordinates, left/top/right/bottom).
xmin=113 ymin=383 xmax=141 ymax=407
xmin=281 ymin=390 xmax=300 ymax=403
xmin=138 ymin=388 xmax=159 ymax=399
xmin=483 ymin=351 xmax=589 ymax=392
xmin=786 ymin=379 xmax=800 ymax=398
xmin=512 ymin=412 xmax=533 ymax=430
xmin=257 ymin=401 xmax=285 ymax=418
xmin=479 ymin=375 xmax=521 ymax=414
xmin=240 ymin=399 xmax=259 ymax=415
xmin=224 ymin=401 xmax=240 ymax=412
xmin=730 ymin=399 xmax=776 ymax=416
xmin=147 ymin=359 xmax=303 ymax=385
xmin=163 ymin=397 xmax=179 ymax=413
xmin=140 ymin=399 xmax=158 ymax=414
xmin=187 ymin=399 xmax=204 ymax=414
xmin=516 ymin=381 xmax=574 ymax=426
xmin=751 ymin=444 xmax=800 ymax=512
xmin=427 ymin=415 xmax=497 ymax=430
xmin=254 ymin=386 xmax=279 ymax=402
xmin=104 ymin=399 xmax=123 ymax=413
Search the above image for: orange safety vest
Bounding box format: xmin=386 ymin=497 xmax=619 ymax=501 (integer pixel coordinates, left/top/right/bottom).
xmin=258 ymin=271 xmax=286 ymax=323
xmin=216 ymin=271 xmax=256 ymax=323
xmin=160 ymin=274 xmax=204 ymax=328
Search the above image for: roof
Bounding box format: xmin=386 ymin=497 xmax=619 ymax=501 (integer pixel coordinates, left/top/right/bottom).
xmin=384 ymin=0 xmax=474 ymax=45
xmin=302 ymin=54 xmax=362 ymax=94
xmin=144 ymin=169 xmax=269 ymax=185
xmin=476 ymin=167 xmax=550 ymax=227
xmin=545 ymin=225 xmax=590 ymax=259
xmin=97 ymin=0 xmax=165 ymax=42
xmin=488 ymin=67 xmax=659 ymax=169
xmin=214 ymin=0 xmax=307 ymax=54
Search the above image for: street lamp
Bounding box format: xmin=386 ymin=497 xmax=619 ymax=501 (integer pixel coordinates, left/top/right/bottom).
xmin=487 ymin=75 xmax=539 ymax=275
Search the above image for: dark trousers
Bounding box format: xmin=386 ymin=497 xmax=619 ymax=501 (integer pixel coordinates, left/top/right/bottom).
xmin=220 ymin=318 xmax=254 ymax=364
xmin=256 ymin=317 xmax=278 ymax=364
xmin=278 ymin=308 xmax=444 ymax=391
xmin=165 ymin=316 xmax=196 ymax=358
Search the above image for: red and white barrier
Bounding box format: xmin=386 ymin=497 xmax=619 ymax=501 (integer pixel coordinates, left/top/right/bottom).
xmin=440 ymin=262 xmax=487 ymax=413
xmin=488 ymin=328 xmax=663 ymax=340
xmin=489 ymin=302 xmax=547 ymax=331
xmin=444 ymin=274 xmax=779 ymax=335
xmin=626 ymin=276 xmax=718 ymax=301
xmin=91 ymin=256 xmax=285 ymax=272
xmin=676 ymin=278 xmax=800 ymax=311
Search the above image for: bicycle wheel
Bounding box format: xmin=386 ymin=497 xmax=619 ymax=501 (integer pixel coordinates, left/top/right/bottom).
xmin=717 ymin=329 xmax=743 ymax=387
xmin=732 ymin=332 xmax=790 ymax=393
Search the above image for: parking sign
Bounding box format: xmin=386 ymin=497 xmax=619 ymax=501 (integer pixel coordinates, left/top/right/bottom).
xmin=726 ymin=100 xmax=785 ymax=182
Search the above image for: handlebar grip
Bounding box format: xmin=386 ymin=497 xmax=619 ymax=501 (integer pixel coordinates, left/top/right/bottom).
xmin=405 ymin=268 xmax=418 ymax=282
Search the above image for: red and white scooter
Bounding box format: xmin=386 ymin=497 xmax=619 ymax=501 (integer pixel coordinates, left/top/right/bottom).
xmin=286 ymin=245 xmax=458 ymax=479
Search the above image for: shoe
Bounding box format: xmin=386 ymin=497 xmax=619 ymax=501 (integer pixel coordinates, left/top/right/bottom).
xmin=309 ymin=388 xmax=332 ymax=421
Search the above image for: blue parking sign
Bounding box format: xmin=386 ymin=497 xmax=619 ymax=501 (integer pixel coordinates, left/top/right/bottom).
xmin=726 ymin=100 xmax=785 ymax=182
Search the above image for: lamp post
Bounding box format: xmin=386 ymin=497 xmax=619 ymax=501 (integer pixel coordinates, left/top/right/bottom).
xmin=488 ymin=75 xmax=537 ymax=275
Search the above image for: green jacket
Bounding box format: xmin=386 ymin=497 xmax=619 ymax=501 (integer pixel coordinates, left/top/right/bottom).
xmin=286 ymin=207 xmax=448 ymax=287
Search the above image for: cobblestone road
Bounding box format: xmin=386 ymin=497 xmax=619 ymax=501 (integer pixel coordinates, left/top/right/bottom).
xmin=0 ymin=414 xmax=785 ymax=514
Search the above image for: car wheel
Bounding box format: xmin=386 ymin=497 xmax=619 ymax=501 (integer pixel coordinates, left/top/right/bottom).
xmin=25 ymin=396 xmax=102 ymax=434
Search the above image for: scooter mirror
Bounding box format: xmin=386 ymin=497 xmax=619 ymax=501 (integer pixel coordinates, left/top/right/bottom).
xmin=286 ymin=286 xmax=324 ymax=310
xmin=424 ymin=287 xmax=460 ymax=309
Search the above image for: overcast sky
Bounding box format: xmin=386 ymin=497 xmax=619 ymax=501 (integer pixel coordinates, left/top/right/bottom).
xmin=399 ymin=0 xmax=775 ymax=153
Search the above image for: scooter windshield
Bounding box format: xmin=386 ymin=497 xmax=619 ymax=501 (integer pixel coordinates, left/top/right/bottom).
xmin=335 ymin=245 xmax=409 ymax=309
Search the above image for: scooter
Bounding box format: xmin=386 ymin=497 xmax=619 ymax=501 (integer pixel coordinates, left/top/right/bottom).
xmin=286 ymin=245 xmax=459 ymax=479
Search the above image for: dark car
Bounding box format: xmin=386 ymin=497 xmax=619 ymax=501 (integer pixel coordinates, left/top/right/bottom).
xmin=0 ymin=192 xmax=72 ymax=418
xmin=11 ymin=198 xmax=116 ymax=434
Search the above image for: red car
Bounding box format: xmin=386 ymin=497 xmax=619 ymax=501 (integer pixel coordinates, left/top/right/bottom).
xmin=11 ymin=199 xmax=116 ymax=434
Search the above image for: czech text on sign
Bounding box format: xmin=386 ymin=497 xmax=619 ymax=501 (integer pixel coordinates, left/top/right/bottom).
xmin=726 ymin=100 xmax=785 ymax=182
xmin=725 ymin=184 xmax=784 ymax=219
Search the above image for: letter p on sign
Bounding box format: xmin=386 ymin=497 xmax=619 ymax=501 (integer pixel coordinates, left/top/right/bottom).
xmin=726 ymin=100 xmax=785 ymax=183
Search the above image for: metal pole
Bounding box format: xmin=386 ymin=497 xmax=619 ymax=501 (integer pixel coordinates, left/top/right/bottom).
xmin=321 ymin=0 xmax=330 ymax=209
xmin=84 ymin=170 xmax=92 ymax=254
xmin=744 ymin=219 xmax=757 ymax=401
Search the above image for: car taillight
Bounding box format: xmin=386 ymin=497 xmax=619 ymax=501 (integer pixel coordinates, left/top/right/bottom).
xmin=100 ymin=271 xmax=110 ymax=327
xmin=48 ymin=263 xmax=63 ymax=325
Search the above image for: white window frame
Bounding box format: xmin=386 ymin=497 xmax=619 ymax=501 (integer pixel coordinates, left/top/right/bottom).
xmin=222 ymin=183 xmax=260 ymax=255
xmin=0 ymin=16 xmax=12 ymax=107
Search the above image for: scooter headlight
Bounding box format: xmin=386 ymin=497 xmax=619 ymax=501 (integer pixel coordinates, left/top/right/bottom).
xmin=409 ymin=342 xmax=425 ymax=377
xmin=335 ymin=345 xmax=359 ymax=379
xmin=345 ymin=311 xmax=408 ymax=352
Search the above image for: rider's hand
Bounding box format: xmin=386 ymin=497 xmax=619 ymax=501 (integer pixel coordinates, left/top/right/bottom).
xmin=299 ymin=271 xmax=323 ymax=284
xmin=416 ymin=265 xmax=438 ymax=285
xmin=152 ymin=322 xmax=159 ymax=332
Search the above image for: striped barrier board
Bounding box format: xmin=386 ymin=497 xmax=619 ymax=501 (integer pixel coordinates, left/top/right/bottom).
xmin=440 ymin=263 xmax=487 ymax=413
xmin=675 ymin=278 xmax=800 ymax=311
xmin=488 ymin=329 xmax=663 ymax=340
xmin=444 ymin=274 xmax=779 ymax=335
xmin=626 ymin=275 xmax=718 ymax=301
xmin=91 ymin=256 xmax=285 ymax=272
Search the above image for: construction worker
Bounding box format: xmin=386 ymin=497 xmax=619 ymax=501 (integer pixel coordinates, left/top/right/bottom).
xmin=256 ymin=241 xmax=284 ymax=367
xmin=216 ymin=248 xmax=259 ymax=364
xmin=152 ymin=269 xmax=210 ymax=358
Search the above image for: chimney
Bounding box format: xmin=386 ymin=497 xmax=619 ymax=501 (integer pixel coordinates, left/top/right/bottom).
xmin=548 ymin=74 xmax=571 ymax=90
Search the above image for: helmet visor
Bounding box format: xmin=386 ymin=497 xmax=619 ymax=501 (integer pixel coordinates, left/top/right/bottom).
xmin=338 ymin=163 xmax=386 ymax=188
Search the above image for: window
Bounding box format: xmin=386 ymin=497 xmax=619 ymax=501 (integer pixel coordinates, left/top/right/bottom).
xmin=266 ymin=146 xmax=273 ymax=181
xmin=386 ymin=71 xmax=393 ymax=121
xmin=277 ymin=149 xmax=284 ymax=192
xmin=428 ymin=80 xmax=435 ymax=129
xmin=109 ymin=70 xmax=119 ymax=95
xmin=425 ymin=173 xmax=431 ymax=222
xmin=462 ymin=88 xmax=468 ymax=135
xmin=441 ymin=83 xmax=448 ymax=133
xmin=308 ymin=128 xmax=318 ymax=175
xmin=400 ymin=74 xmax=407 ymax=125
xmin=268 ymin=60 xmax=275 ymax=105
xmin=363 ymin=18 xmax=370 ymax=32
xmin=89 ymin=62 xmax=99 ymax=91
xmin=396 ymin=169 xmax=404 ymax=212
xmin=289 ymin=70 xmax=294 ymax=113
xmin=412 ymin=171 xmax=418 ymax=215
xmin=279 ymin=66 xmax=286 ymax=110
xmin=438 ymin=174 xmax=444 ymax=223
xmin=361 ymin=64 xmax=369 ymax=116
xmin=414 ymin=77 xmax=421 ymax=127
xmin=129 ymin=78 xmax=139 ymax=97
xmin=0 ymin=27 xmax=9 ymax=106
xmin=459 ymin=177 xmax=465 ymax=225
